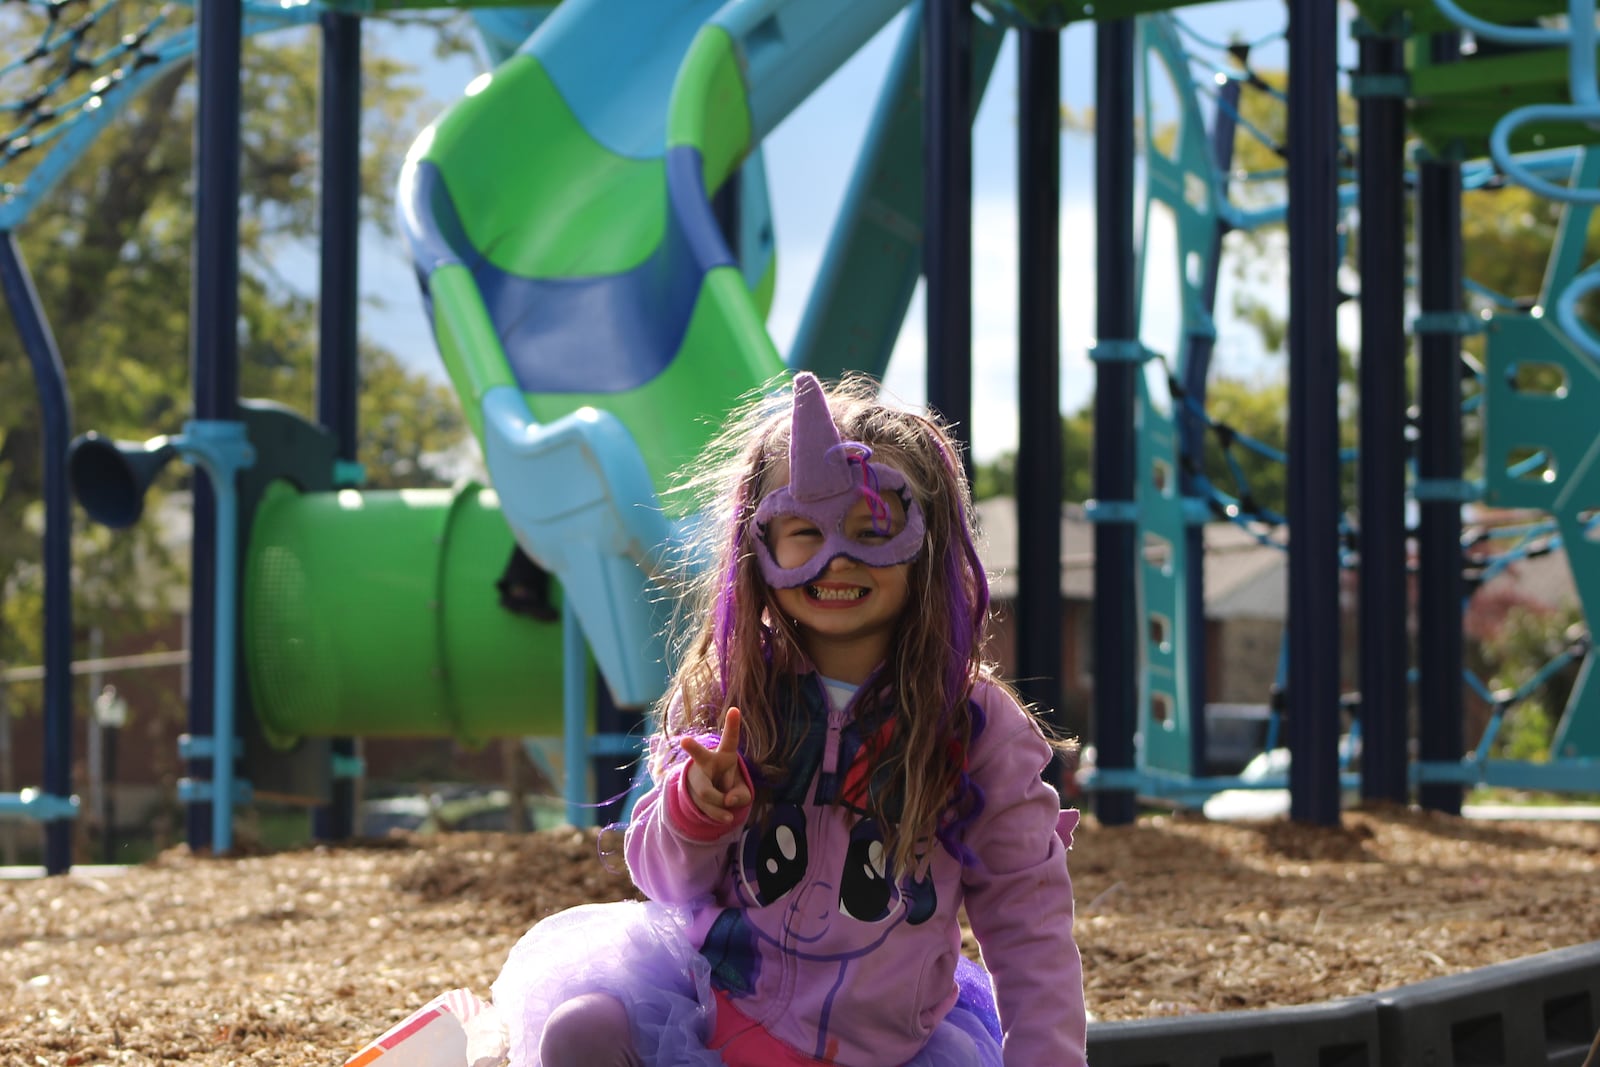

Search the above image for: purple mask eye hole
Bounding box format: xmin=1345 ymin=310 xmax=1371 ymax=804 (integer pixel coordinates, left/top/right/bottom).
xmin=751 ymin=494 xmax=927 ymax=589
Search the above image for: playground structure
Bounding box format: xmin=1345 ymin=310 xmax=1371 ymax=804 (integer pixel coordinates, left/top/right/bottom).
xmin=2 ymin=0 xmax=1599 ymax=885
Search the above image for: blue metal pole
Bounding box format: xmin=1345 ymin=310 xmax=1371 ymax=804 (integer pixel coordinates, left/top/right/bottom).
xmin=178 ymin=423 xmax=255 ymax=854
xmin=313 ymin=10 xmax=362 ymax=843
xmin=592 ymin=679 xmax=643 ymax=826
xmin=1016 ymin=26 xmax=1065 ymax=754
xmin=923 ymin=0 xmax=973 ymax=474
xmin=1286 ymin=0 xmax=1342 ymax=825
xmin=1416 ymin=33 xmax=1465 ymax=816
xmin=1091 ymin=19 xmax=1138 ymax=826
xmin=0 ymin=232 xmax=76 ymax=875
xmin=1356 ymin=22 xmax=1411 ymax=805
xmin=188 ymin=0 xmax=243 ymax=851
xmin=562 ymin=598 xmax=591 ymax=828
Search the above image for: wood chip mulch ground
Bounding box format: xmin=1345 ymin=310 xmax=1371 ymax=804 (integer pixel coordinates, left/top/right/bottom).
xmin=2 ymin=805 xmax=1597 ymax=1065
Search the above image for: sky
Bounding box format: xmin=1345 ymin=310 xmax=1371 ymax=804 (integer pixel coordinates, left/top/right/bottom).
xmin=356 ymin=0 xmax=1360 ymax=464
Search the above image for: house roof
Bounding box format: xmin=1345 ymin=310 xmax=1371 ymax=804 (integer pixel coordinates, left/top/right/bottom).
xmin=975 ymin=498 xmax=1583 ymax=625
xmin=975 ymin=497 xmax=1290 ymax=620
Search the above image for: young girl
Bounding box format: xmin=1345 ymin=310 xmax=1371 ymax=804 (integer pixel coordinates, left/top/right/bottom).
xmin=491 ymin=372 xmax=1086 ymax=1067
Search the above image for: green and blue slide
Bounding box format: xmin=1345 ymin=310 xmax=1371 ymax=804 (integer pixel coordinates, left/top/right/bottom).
xmin=397 ymin=0 xmax=922 ymax=708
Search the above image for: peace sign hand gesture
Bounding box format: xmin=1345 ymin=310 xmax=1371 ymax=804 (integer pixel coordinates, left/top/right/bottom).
xmin=679 ymin=707 xmax=750 ymax=824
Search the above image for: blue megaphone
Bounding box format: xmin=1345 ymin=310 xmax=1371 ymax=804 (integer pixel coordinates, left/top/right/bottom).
xmin=68 ymin=431 xmax=180 ymax=529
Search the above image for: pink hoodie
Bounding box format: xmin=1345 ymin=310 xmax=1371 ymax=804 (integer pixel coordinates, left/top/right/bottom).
xmin=625 ymin=675 xmax=1087 ymax=1066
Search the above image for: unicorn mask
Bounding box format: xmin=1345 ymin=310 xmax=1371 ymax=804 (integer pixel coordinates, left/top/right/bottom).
xmin=750 ymin=373 xmax=926 ymax=589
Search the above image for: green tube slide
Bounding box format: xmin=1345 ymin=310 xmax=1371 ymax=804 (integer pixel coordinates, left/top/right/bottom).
xmin=243 ymin=480 xmax=573 ymax=746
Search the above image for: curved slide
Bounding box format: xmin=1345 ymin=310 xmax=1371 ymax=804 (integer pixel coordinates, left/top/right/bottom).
xmin=398 ymin=0 xmax=916 ymax=707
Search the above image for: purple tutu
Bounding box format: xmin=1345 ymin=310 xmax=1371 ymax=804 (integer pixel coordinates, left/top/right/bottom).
xmin=491 ymin=900 xmax=1002 ymax=1067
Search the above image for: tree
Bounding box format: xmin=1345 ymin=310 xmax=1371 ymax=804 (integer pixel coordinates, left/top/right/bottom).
xmin=973 ymin=373 xmax=1324 ymax=525
xmin=973 ymin=406 xmax=1088 ymax=502
xmin=0 ymin=5 xmax=473 ymax=701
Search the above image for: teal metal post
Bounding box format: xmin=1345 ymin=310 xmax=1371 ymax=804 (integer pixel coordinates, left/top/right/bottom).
xmin=176 ymin=423 xmax=256 ymax=853
xmin=562 ymin=598 xmax=591 ymax=828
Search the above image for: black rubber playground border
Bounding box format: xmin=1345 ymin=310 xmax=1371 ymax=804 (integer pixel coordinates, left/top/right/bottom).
xmin=1085 ymin=938 xmax=1600 ymax=1067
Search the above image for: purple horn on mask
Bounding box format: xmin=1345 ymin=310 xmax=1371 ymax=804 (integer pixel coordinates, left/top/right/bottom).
xmin=751 ymin=373 xmax=926 ymax=589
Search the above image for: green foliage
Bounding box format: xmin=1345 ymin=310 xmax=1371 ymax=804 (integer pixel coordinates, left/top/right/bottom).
xmin=1062 ymin=404 xmax=1092 ymax=503
xmin=973 ymin=373 xmax=1341 ymax=524
xmin=1495 ymin=699 xmax=1555 ymax=763
xmin=0 ymin=7 xmax=472 ymax=691
xmin=971 ymin=405 xmax=1090 ymax=503
xmin=973 ymin=451 xmax=1015 ymax=500
xmin=1197 ymin=374 xmax=1289 ymax=516
xmin=1473 ymin=603 xmax=1585 ymax=760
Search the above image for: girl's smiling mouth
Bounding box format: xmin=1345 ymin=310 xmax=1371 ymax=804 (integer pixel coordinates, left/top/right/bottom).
xmin=806 ymin=584 xmax=869 ymax=604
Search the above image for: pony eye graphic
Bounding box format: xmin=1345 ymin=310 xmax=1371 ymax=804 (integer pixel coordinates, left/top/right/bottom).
xmin=838 ymin=819 xmax=894 ymax=923
xmin=742 ymin=803 xmax=808 ymax=905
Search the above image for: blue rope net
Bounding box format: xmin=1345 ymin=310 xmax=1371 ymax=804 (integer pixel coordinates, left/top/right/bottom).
xmin=1169 ymin=350 xmax=1591 ymax=751
xmin=1 ymin=0 xmax=173 ymax=186
xmin=1139 ymin=9 xmax=1594 ymax=771
xmin=0 ymin=0 xmax=320 ymax=227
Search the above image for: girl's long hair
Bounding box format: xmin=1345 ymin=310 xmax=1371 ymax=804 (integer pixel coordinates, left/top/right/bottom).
xmin=656 ymin=374 xmax=1000 ymax=879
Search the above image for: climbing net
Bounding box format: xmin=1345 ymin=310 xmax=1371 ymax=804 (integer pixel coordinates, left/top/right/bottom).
xmin=1170 ymin=14 xmax=1358 ymax=220
xmin=2 ymin=0 xmax=177 ymax=203
xmin=0 ymin=0 xmax=318 ymax=226
xmin=1155 ymin=11 xmax=1591 ymax=758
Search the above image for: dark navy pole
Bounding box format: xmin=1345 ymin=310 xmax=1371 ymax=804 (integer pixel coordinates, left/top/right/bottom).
xmin=1091 ymin=19 xmax=1138 ymax=826
xmin=187 ymin=0 xmax=244 ymax=851
xmin=313 ymin=10 xmax=362 ymax=842
xmin=1179 ymin=77 xmax=1240 ymax=776
xmin=0 ymin=234 xmax=75 ymax=875
xmin=1286 ymin=0 xmax=1342 ymax=825
xmin=1016 ymin=27 xmax=1065 ymax=752
xmin=923 ymin=0 xmax=973 ymax=474
xmin=1416 ymin=33 xmax=1465 ymax=816
xmin=317 ymin=12 xmax=362 ymax=463
xmin=1356 ymin=24 xmax=1410 ymax=804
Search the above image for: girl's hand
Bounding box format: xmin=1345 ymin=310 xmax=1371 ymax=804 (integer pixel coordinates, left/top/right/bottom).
xmin=679 ymin=707 xmax=750 ymax=823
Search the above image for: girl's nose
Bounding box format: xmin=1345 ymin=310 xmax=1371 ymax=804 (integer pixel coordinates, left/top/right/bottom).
xmin=826 ymin=554 xmax=854 ymax=573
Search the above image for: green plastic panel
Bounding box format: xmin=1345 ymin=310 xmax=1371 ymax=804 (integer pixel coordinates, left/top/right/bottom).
xmin=668 ymin=26 xmax=754 ymax=196
xmin=1352 ymin=0 xmax=1568 ymax=36
xmin=522 ymin=267 xmax=786 ymax=499
xmin=429 ymin=263 xmax=517 ymax=444
xmin=420 ymin=55 xmax=666 ymax=279
xmin=1481 ymin=312 xmax=1600 ymax=758
xmin=1409 ymin=46 xmax=1599 ymax=160
xmin=244 ymin=481 xmax=570 ymax=745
